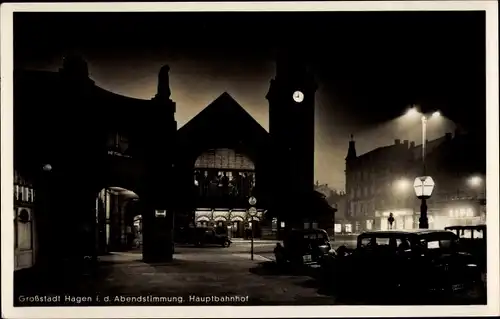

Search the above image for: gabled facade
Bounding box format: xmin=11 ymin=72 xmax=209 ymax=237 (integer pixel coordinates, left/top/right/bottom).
xmin=12 ymin=51 xmax=323 ymax=269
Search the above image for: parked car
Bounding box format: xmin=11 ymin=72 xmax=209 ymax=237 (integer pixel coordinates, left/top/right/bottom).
xmin=192 ymin=227 xmax=232 ymax=248
xmin=445 ymin=225 xmax=486 ymax=273
xmin=277 ymin=228 xmax=331 ymax=266
xmin=323 ymin=230 xmax=482 ymax=299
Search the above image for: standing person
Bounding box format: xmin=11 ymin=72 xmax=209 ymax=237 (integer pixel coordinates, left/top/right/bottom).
xmin=388 ymin=213 xmax=395 ymax=230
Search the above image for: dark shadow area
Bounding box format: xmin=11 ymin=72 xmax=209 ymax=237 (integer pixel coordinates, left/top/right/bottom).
xmin=248 ymin=261 xmax=487 ymax=305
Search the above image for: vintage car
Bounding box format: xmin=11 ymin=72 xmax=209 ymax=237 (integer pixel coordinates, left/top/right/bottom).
xmin=323 ymin=230 xmax=482 ymax=299
xmin=192 ymin=227 xmax=232 ymax=247
xmin=445 ymin=225 xmax=486 ymax=272
xmin=278 ymin=228 xmax=332 ymax=266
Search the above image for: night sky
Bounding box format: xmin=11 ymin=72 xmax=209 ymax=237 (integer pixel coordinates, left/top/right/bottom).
xmin=13 ymin=11 xmax=486 ymax=191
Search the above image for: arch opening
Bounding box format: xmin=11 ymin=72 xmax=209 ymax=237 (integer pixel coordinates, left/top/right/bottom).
xmin=96 ymin=186 xmax=142 ymax=255
xmin=193 ymin=148 xmax=256 ymax=200
xmin=190 ymin=148 xmax=261 ymax=238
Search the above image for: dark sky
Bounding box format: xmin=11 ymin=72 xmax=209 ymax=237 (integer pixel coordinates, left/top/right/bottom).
xmin=13 ymin=11 xmax=486 ymax=190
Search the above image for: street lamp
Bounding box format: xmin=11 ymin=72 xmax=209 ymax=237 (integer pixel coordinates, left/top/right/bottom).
xmin=431 ymin=111 xmax=441 ymax=118
xmin=405 ymin=106 xmax=420 ymax=118
xmin=419 ymin=110 xmax=441 ymax=229
xmin=467 ymin=176 xmax=483 ymax=188
xmin=395 ymin=178 xmax=411 ymax=193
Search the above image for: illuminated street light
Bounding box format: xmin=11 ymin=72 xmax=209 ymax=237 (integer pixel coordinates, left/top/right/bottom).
xmin=395 ymin=178 xmax=411 ymax=193
xmin=42 ymin=164 xmax=52 ymax=172
xmin=467 ymin=176 xmax=483 ymax=188
xmin=405 ymin=107 xmax=419 ymax=117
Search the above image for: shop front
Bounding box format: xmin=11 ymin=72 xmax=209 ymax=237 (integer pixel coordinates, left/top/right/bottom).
xmin=375 ymin=209 xmax=414 ymax=231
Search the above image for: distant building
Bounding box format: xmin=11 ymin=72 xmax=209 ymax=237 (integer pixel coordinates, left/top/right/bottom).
xmin=313 ymin=182 xmax=343 ymax=235
xmin=345 ymin=131 xmax=486 ymax=232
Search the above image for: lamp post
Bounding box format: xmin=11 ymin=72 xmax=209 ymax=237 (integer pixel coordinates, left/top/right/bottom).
xmin=405 ymin=107 xmax=440 ymax=229
xmin=419 ymin=111 xmax=441 ymax=229
xmin=419 ymin=115 xmax=429 ymax=229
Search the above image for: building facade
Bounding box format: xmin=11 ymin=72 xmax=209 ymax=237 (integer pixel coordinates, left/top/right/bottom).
xmin=13 ymin=51 xmax=326 ymax=271
xmin=345 ymin=132 xmax=486 ymax=232
xmin=14 ymin=170 xmax=37 ymax=270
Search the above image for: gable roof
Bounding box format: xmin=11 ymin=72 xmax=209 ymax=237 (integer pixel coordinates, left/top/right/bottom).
xmin=177 ymin=92 xmax=270 ymax=147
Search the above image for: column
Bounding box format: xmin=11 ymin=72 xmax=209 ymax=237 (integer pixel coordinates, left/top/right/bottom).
xmin=142 ymin=193 xmax=174 ymax=263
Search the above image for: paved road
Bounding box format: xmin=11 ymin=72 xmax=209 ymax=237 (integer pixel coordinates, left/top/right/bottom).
xmin=182 ymin=239 xmax=357 ymax=261
xmin=15 ymin=239 xmax=485 ymax=306
xmin=15 ymin=247 xmax=338 ymax=306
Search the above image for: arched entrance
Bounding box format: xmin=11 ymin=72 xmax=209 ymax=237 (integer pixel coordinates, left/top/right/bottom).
xmin=230 ymin=215 xmax=245 ymax=238
xmin=95 ymin=187 xmax=141 ymax=254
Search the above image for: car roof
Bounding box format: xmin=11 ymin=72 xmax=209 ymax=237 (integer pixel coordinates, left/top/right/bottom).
xmin=290 ymin=228 xmax=327 ymax=233
xmin=445 ymin=224 xmax=486 ymax=230
xmin=359 ymin=229 xmax=452 ymax=236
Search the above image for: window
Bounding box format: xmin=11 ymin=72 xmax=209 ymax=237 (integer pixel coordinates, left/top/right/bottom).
xmin=466 ymin=208 xmax=474 ymax=217
xmin=334 ymin=224 xmax=342 ymax=233
xmin=360 ymin=237 xmax=409 ymax=249
xmin=366 ymin=220 xmax=373 ymax=230
xmin=459 ymin=229 xmax=473 ymax=239
xmin=345 ymin=224 xmax=352 ymax=233
xmin=422 ymin=237 xmax=455 ymax=250
xmin=16 ymin=209 xmax=33 ymax=251
xmin=427 ymin=241 xmax=440 ymax=249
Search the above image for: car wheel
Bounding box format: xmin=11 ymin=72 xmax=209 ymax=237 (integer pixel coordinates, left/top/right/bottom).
xmin=223 ymin=241 xmax=230 ymax=248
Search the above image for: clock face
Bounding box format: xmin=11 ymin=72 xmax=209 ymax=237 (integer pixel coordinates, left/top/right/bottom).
xmin=293 ymin=91 xmax=304 ymax=103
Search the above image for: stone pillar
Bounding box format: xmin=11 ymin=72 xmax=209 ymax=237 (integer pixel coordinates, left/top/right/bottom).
xmin=140 ymin=64 xmax=177 ymax=263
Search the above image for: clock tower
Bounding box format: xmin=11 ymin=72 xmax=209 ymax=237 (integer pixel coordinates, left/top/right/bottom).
xmin=266 ymin=50 xmax=318 ymax=196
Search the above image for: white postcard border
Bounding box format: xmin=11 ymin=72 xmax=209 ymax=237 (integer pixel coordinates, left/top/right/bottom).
xmin=1 ymin=1 xmax=499 ymax=318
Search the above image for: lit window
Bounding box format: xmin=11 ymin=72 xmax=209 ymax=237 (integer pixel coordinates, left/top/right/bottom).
xmin=366 ymin=220 xmax=373 ymax=230
xmin=334 ymin=224 xmax=342 ymax=233
xmin=280 ymin=221 xmax=285 ymax=228
xmin=345 ymin=224 xmax=352 ymax=233
xmin=427 ymin=241 xmax=440 ymax=249
xmin=459 ymin=209 xmax=466 ymax=218
xmin=467 ymin=208 xmax=474 ymax=217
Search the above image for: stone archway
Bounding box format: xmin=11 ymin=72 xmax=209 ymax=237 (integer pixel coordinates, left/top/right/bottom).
xmin=95 ymin=186 xmax=141 ymax=253
xmin=229 ymin=215 xmax=245 ymax=238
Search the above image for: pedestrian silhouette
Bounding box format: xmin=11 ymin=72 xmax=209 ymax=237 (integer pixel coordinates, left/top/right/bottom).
xmin=388 ymin=213 xmax=395 ymax=230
